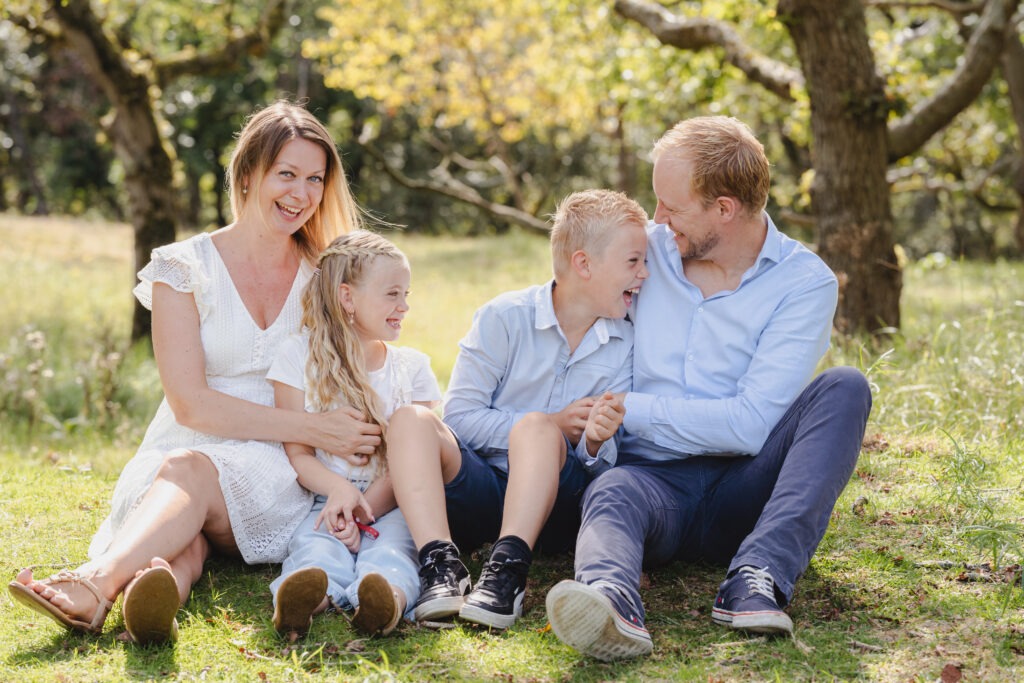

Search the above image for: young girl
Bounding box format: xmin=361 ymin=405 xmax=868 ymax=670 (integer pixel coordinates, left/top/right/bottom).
xmin=267 ymin=230 xmax=441 ymax=637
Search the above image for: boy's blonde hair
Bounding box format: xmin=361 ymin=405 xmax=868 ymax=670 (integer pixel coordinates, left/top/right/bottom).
xmin=301 ymin=231 xmax=408 ymax=471
xmin=550 ymin=189 xmax=648 ymax=278
xmin=652 ymin=116 xmax=770 ymax=217
xmin=227 ymin=101 xmax=363 ymax=263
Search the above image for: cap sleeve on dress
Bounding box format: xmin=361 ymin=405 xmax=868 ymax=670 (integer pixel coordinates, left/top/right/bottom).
xmin=132 ymin=237 xmax=212 ymax=318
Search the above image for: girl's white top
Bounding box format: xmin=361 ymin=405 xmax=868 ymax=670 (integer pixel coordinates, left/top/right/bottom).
xmin=89 ymin=232 xmax=315 ymax=564
xmin=267 ymin=336 xmax=441 ymax=492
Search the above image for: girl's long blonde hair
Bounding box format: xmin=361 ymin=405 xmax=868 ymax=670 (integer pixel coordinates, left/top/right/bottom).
xmin=301 ymin=231 xmax=408 ymax=470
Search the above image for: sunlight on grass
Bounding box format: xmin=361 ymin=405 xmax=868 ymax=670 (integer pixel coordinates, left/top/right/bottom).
xmin=2 ymin=215 xmax=1023 ymax=681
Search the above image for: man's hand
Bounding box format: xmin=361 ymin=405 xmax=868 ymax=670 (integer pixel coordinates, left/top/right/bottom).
xmin=585 ymin=392 xmax=626 ymax=455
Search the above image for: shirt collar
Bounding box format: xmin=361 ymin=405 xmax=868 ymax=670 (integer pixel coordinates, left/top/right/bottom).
xmin=536 ymin=279 xmax=621 ymax=343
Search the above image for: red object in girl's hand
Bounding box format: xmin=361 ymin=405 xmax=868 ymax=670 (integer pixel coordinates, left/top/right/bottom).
xmin=355 ymin=521 xmax=379 ymax=539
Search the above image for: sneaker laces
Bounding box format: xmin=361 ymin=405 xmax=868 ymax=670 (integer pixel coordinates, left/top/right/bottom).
xmin=738 ymin=566 xmax=776 ymax=601
xmin=418 ymin=546 xmax=456 ymax=584
xmin=477 ymin=557 xmax=529 ymax=594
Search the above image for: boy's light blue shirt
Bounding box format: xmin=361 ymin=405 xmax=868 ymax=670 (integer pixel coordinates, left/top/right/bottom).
xmin=621 ymin=216 xmax=838 ymax=461
xmin=443 ymin=280 xmax=633 ymax=475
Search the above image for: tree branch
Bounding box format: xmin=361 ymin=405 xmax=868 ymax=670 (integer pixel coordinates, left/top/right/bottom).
xmin=864 ymin=0 xmax=986 ymax=15
xmin=358 ymin=137 xmax=550 ymax=234
xmin=886 ymin=0 xmax=1019 ymax=160
xmin=153 ymin=0 xmax=288 ymax=86
xmin=613 ymin=0 xmax=803 ymax=100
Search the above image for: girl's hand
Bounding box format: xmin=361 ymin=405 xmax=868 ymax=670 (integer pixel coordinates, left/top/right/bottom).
xmin=551 ymin=396 xmax=597 ymax=446
xmin=332 ymin=518 xmax=362 ymax=552
xmin=311 ymin=406 xmax=382 ymax=466
xmin=314 ymin=481 xmax=374 ymax=552
xmin=585 ymin=392 xmax=625 ymax=446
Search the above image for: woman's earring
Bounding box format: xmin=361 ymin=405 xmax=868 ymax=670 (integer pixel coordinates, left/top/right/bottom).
xmin=242 ymin=187 xmax=248 ymax=195
xmin=348 ymin=312 xmax=355 ymax=325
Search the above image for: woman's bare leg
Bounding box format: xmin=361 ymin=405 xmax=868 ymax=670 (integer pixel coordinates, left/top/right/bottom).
xmin=16 ymin=449 xmax=234 ymax=621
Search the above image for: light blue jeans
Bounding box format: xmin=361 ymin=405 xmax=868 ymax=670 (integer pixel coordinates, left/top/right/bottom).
xmin=270 ymin=496 xmax=420 ymax=617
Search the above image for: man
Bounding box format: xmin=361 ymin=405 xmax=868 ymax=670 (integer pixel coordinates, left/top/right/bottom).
xmin=545 ymin=116 xmax=871 ymax=661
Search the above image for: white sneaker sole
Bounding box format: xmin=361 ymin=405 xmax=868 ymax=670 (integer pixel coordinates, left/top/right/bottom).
xmin=545 ymin=580 xmax=652 ymax=661
xmin=713 ymin=607 xmax=793 ymax=635
xmin=458 ymin=589 xmax=524 ymax=630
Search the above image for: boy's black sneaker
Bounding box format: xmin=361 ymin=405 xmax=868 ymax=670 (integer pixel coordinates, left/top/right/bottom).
xmin=412 ymin=541 xmax=471 ymax=621
xmin=458 ymin=555 xmax=530 ymax=629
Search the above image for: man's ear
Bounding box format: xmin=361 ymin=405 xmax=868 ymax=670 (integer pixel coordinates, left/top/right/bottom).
xmin=717 ymin=196 xmax=740 ymax=220
xmin=571 ymin=250 xmax=591 ymax=279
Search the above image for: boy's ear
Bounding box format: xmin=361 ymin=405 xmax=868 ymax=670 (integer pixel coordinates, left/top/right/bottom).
xmin=571 ymin=250 xmax=592 ymax=279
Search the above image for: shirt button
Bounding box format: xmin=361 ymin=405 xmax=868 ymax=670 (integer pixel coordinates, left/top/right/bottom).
xmin=697 ymin=307 xmax=704 ymax=313
xmin=687 ymin=354 xmax=694 ymax=361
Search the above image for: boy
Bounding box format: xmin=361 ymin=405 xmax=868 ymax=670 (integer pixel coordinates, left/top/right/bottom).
xmin=385 ymin=189 xmax=649 ymax=629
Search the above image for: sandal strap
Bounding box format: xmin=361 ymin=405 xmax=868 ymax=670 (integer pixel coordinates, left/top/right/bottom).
xmin=50 ymin=570 xmax=113 ymax=631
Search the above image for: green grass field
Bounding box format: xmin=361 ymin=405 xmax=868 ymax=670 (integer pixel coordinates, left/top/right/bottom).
xmin=1 ymin=215 xmax=1022 ymax=681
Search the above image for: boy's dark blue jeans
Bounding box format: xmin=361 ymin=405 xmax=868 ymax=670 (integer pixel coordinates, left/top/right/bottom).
xmin=573 ymin=366 xmax=872 ymax=620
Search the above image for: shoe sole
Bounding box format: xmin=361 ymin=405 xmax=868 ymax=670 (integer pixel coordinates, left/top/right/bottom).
xmin=413 ymin=595 xmax=466 ymax=621
xmin=458 ymin=590 xmax=524 ymax=630
xmin=273 ymin=567 xmax=328 ymax=636
xmin=545 ymin=580 xmax=652 ymax=661
xmin=352 ymin=573 xmax=400 ymax=635
xmin=123 ymin=567 xmax=179 ymax=645
xmin=713 ymin=607 xmax=793 ymax=635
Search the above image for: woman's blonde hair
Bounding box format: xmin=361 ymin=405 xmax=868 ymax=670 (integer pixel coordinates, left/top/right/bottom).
xmin=301 ymin=231 xmax=408 ymax=471
xmin=227 ymin=101 xmax=362 ymax=262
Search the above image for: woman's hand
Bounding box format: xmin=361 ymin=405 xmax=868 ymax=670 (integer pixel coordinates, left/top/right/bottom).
xmin=315 ymin=481 xmax=374 ymax=553
xmin=309 ymin=407 xmax=383 ymax=466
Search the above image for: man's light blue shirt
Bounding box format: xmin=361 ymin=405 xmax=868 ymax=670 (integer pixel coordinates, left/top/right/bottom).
xmin=621 ymin=216 xmax=837 ymax=461
xmin=444 ymin=280 xmax=633 ymax=474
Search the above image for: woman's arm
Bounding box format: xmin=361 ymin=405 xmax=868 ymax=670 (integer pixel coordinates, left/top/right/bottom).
xmin=151 ymin=282 xmax=381 ymax=457
xmin=276 ymin=382 xmax=372 ymax=551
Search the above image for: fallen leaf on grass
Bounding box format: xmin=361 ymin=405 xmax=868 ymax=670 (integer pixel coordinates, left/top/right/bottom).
xmin=939 ymin=662 xmax=962 ymax=682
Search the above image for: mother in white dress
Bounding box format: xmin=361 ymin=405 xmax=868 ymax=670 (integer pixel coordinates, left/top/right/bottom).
xmin=9 ymin=101 xmax=381 ymax=643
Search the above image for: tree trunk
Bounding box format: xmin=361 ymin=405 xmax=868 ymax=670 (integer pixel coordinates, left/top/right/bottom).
xmin=49 ymin=1 xmax=178 ymax=342
xmin=777 ymin=0 xmax=901 ymax=333
xmin=1003 ymin=29 xmax=1024 ymax=254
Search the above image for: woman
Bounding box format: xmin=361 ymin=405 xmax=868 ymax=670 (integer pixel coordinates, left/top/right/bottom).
xmin=9 ymin=101 xmax=381 ymax=643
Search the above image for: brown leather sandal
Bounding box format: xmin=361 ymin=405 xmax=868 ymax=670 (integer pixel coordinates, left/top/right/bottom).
xmin=8 ymin=570 xmax=113 ymax=635
xmin=123 ymin=566 xmax=180 ymax=644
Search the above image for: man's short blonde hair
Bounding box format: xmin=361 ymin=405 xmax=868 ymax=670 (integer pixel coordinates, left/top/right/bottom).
xmin=652 ymin=116 xmax=770 ymax=216
xmin=550 ymin=189 xmax=648 ymax=278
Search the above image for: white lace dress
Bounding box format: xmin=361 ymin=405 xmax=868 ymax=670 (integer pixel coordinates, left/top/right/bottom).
xmin=88 ymin=232 xmax=314 ymax=564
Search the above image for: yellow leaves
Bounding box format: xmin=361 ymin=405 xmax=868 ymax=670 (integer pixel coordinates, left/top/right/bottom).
xmin=307 ymin=0 xmax=661 ymax=144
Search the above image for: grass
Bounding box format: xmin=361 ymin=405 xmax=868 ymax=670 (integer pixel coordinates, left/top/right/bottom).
xmin=1 ymin=214 xmax=1023 ymax=681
